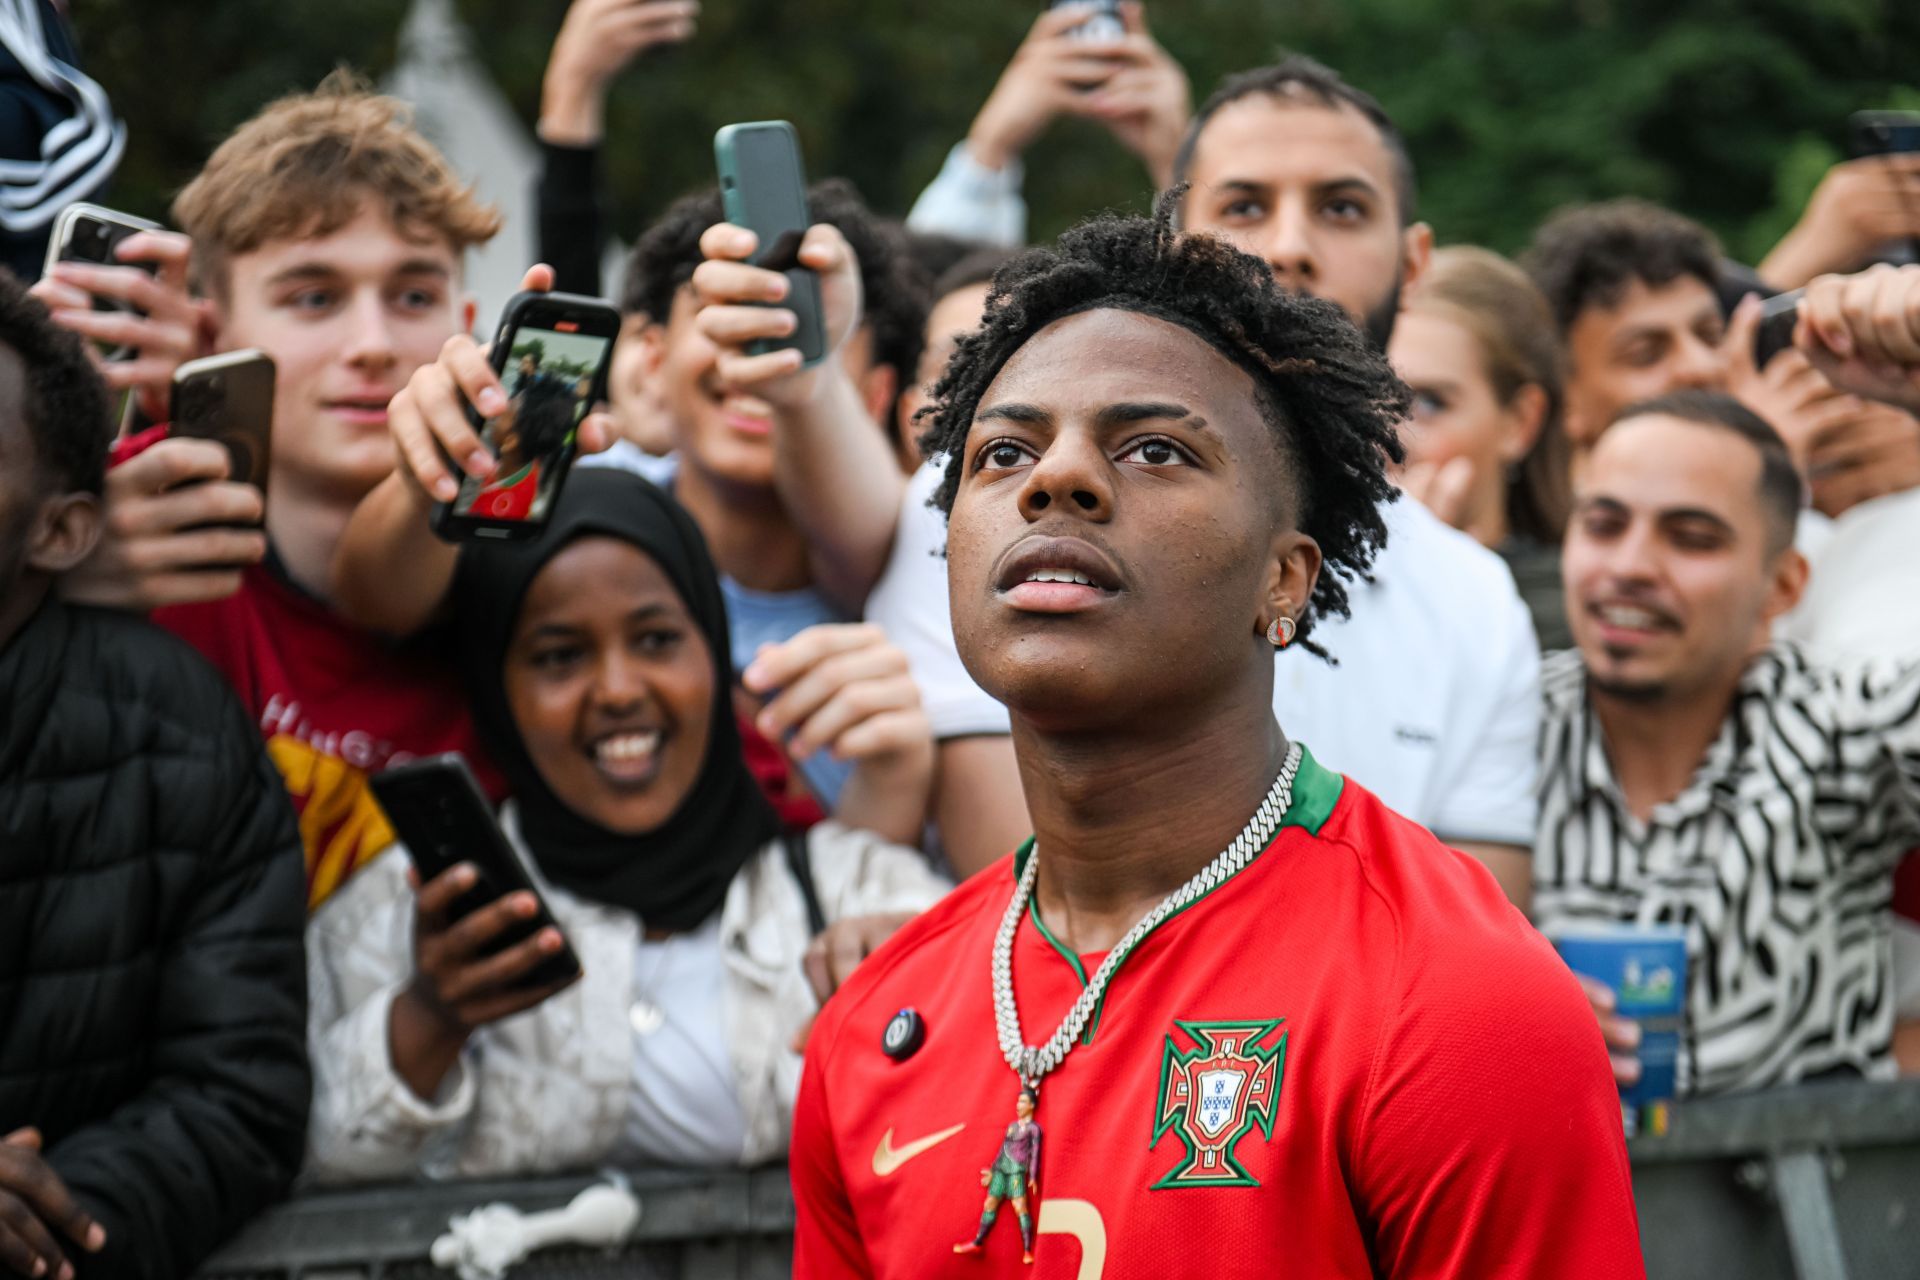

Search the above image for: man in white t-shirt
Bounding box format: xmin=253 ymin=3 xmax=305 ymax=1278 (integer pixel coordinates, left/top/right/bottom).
xmin=872 ymin=56 xmax=1540 ymax=901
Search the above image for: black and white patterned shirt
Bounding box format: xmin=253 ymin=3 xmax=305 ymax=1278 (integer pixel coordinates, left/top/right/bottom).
xmin=1535 ymin=644 xmax=1920 ymax=1096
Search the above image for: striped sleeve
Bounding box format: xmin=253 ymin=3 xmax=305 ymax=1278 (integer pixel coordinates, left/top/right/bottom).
xmin=0 ymin=0 xmax=124 ymax=234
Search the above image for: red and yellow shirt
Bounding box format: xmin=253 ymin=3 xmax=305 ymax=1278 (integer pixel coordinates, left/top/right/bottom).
xmin=792 ymin=749 xmax=1645 ymax=1278
xmin=154 ymin=560 xmax=503 ymax=911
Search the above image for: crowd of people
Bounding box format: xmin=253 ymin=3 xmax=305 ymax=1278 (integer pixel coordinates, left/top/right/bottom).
xmin=3 ymin=0 xmax=1920 ymax=1276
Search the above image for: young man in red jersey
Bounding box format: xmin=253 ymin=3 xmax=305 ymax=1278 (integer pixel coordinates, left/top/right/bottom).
xmin=789 ymin=211 xmax=1646 ymax=1277
xmin=41 ymin=76 xmax=511 ymax=909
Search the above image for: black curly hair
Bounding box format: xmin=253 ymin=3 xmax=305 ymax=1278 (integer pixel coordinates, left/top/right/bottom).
xmin=619 ymin=179 xmax=930 ymax=417
xmin=0 ymin=268 xmax=112 ymax=494
xmin=1519 ymin=199 xmax=1721 ymax=335
xmin=916 ymin=197 xmax=1406 ymax=658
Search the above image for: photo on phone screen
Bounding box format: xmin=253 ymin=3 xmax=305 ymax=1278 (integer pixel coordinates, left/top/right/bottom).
xmin=450 ymin=322 xmax=613 ymax=526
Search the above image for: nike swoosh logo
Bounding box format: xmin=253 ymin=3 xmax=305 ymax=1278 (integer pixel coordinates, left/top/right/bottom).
xmin=872 ymin=1123 xmax=966 ymax=1176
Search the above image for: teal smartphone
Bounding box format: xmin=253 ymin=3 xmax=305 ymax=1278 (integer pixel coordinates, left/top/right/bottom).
xmin=713 ymin=120 xmax=826 ymax=367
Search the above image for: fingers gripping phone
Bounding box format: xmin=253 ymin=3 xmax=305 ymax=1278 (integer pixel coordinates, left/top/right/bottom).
xmin=713 ymin=121 xmax=828 ymax=367
xmin=171 ymin=349 xmax=275 ymax=494
xmin=430 ymin=290 xmax=620 ymax=542
xmin=370 ymin=755 xmax=583 ymax=991
xmin=1753 ymin=290 xmax=1804 ymax=370
xmin=44 ymin=202 xmax=162 ymax=362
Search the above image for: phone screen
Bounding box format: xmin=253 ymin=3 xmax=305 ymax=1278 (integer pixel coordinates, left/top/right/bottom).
xmin=451 ymin=322 xmax=613 ymax=525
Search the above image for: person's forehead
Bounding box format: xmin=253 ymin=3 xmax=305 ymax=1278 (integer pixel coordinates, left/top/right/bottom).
xmin=229 ymin=201 xmax=461 ymax=286
xmin=524 ymin=535 xmax=681 ymax=610
xmin=927 ymin=283 xmax=991 ymax=341
xmin=1388 ymin=307 xmax=1479 ymax=375
xmin=1187 ymin=95 xmax=1397 ymax=204
xmin=1584 ymin=415 xmax=1759 ymax=514
xmin=981 ymin=309 xmax=1258 ymax=420
xmin=1577 ymin=274 xmax=1720 ymax=341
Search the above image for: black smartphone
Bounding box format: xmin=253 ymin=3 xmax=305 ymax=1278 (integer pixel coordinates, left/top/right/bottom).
xmin=1849 ymin=110 xmax=1920 ymax=158
xmin=44 ymin=202 xmax=162 ymax=362
xmin=1753 ymin=289 xmax=1804 ymax=370
xmin=1049 ymin=0 xmax=1125 ymax=41
xmin=171 ymin=349 xmax=275 ymax=494
xmin=370 ymin=754 xmax=582 ymax=991
xmin=430 ymin=290 xmax=620 ymax=542
xmin=713 ymin=120 xmax=827 ymax=367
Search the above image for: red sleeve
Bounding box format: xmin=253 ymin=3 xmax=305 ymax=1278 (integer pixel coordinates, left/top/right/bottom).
xmin=789 ymin=1026 xmax=873 ymax=1279
xmin=1354 ymin=922 xmax=1646 ymax=1279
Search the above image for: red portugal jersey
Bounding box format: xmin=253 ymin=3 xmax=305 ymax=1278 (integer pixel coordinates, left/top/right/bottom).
xmin=792 ymin=748 xmax=1645 ymax=1279
xmin=154 ymin=559 xmax=504 ymax=911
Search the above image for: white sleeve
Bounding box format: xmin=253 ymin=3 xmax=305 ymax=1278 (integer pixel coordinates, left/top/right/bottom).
xmin=1427 ymin=587 xmax=1542 ymax=847
xmin=301 ymin=849 xmax=477 ymax=1186
xmin=905 ymin=142 xmax=1028 ymax=247
xmin=864 ymin=465 xmax=1011 ymax=740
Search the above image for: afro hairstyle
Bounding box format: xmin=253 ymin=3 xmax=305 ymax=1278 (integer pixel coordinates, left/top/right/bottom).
xmin=915 ymin=196 xmax=1407 ymax=658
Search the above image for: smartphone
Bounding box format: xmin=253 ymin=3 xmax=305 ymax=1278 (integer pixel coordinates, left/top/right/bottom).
xmin=713 ymin=120 xmax=827 ymax=367
xmin=1049 ymin=0 xmax=1126 ymax=41
xmin=370 ymin=755 xmax=583 ymax=991
xmin=1849 ymin=110 xmax=1920 ymax=158
xmin=430 ymin=290 xmax=620 ymax=542
xmin=1753 ymin=289 xmax=1803 ymax=370
xmin=44 ymin=202 xmax=162 ymax=362
xmin=171 ymin=349 xmax=275 ymax=493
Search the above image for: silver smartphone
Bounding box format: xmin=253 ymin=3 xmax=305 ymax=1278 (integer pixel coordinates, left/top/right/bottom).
xmin=44 ymin=202 xmax=162 ymax=362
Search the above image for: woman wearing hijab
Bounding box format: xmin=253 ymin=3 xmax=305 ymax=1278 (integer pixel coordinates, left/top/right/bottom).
xmin=303 ymin=470 xmax=950 ymax=1183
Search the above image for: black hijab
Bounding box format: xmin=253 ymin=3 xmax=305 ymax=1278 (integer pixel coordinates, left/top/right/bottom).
xmin=453 ymin=467 xmax=781 ymax=931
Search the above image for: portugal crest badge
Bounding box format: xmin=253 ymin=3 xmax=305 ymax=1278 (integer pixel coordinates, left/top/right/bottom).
xmin=1150 ymin=1019 xmax=1287 ymax=1189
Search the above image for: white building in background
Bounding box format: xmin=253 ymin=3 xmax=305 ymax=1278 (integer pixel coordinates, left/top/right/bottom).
xmin=384 ymin=0 xmax=535 ymax=333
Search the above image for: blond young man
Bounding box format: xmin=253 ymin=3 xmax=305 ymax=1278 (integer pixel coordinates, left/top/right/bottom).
xmin=50 ymin=76 xmax=505 ymax=908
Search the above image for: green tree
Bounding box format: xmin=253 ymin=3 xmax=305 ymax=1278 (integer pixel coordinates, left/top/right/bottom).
xmin=75 ymin=0 xmax=1915 ymax=267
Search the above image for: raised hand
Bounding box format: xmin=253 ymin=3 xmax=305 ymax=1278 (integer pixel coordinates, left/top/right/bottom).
xmin=690 ymin=222 xmax=863 ymax=412
xmin=385 ymin=264 xmax=615 ymax=505
xmin=742 ymin=623 xmax=934 ymax=845
xmin=1795 ymin=264 xmax=1920 ymax=415
xmin=540 ymin=0 xmax=700 ymax=145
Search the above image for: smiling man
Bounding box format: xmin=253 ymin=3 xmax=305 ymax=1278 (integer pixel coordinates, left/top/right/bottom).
xmin=78 ymin=76 xmax=508 ymax=908
xmin=790 ymin=213 xmax=1641 ymax=1278
xmin=1537 ymin=390 xmax=1920 ymax=1094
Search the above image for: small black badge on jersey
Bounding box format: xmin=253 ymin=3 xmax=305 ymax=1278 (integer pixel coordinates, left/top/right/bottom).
xmin=882 ymin=1007 xmax=925 ymax=1061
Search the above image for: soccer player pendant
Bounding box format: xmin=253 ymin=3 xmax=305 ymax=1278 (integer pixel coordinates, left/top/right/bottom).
xmin=953 ymin=1086 xmax=1042 ymax=1265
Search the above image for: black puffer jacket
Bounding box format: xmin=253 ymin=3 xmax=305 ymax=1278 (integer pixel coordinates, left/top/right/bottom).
xmin=0 ymin=599 xmax=310 ymax=1279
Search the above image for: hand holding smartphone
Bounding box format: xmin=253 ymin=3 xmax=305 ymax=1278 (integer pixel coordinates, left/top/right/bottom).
xmin=44 ymin=203 xmax=162 ymax=363
xmin=370 ymin=755 xmax=583 ymax=995
xmin=713 ymin=121 xmax=828 ymax=367
xmin=430 ymin=290 xmax=620 ymax=542
xmin=171 ymin=349 xmax=275 ymax=495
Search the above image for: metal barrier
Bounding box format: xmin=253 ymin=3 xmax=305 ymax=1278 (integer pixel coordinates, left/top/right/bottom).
xmin=1628 ymin=1078 xmax=1920 ymax=1280
xmin=200 ymin=1080 xmax=1920 ymax=1280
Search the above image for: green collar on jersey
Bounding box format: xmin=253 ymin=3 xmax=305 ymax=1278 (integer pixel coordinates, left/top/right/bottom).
xmin=1011 ymin=745 xmax=1342 ymax=1045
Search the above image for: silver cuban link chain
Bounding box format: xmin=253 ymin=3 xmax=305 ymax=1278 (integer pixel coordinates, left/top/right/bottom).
xmin=993 ymin=741 xmax=1303 ymax=1089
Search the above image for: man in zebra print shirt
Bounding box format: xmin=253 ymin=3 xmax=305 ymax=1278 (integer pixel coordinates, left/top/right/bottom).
xmin=1537 ymin=389 xmax=1920 ymax=1095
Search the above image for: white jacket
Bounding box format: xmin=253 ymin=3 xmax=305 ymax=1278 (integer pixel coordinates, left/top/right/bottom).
xmin=303 ymin=809 xmax=950 ymax=1184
